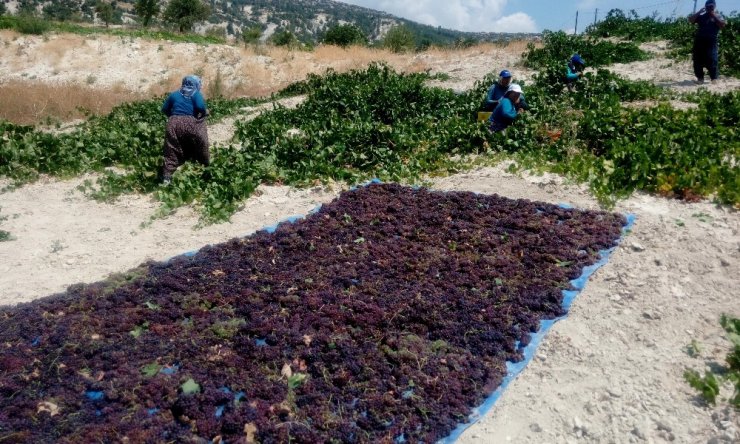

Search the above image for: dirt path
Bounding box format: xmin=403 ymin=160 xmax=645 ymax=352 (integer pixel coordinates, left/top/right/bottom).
xmin=0 ymin=34 xmax=739 ymax=443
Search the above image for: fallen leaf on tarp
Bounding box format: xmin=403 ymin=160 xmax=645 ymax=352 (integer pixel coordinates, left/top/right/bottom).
xmin=287 ymin=373 xmax=307 ymax=390
xmin=281 ymin=363 xmax=292 ymax=379
xmin=37 ymin=401 xmax=60 ymax=416
xmin=244 ymin=423 xmax=258 ymax=443
xmin=181 ymin=378 xmax=200 ymax=395
xmin=293 ymin=358 xmax=308 ymax=372
xmin=141 ymin=362 xmax=161 ymax=378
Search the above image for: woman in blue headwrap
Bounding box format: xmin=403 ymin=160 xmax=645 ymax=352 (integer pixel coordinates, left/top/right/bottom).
xmin=160 ymin=75 xmax=209 ymax=184
xmin=565 ymin=54 xmax=585 ymax=91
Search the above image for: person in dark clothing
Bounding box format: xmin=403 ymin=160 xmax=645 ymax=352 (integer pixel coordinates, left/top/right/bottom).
xmin=160 ymin=75 xmax=209 ymax=184
xmin=689 ymin=0 xmax=726 ymax=84
xmin=565 ymin=54 xmax=586 ymax=91
xmin=488 ymin=83 xmax=524 ymax=133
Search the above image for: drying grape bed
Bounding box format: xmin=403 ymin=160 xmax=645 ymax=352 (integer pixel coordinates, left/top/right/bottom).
xmin=0 ymin=183 xmax=626 ymax=443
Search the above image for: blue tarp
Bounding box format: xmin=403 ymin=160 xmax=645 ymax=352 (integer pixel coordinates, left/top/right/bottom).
xmin=439 ymin=210 xmax=635 ymax=443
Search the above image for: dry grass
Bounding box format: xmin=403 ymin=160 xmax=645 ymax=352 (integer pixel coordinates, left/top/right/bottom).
xmin=0 ymin=33 xmax=534 ymax=125
xmin=0 ymin=80 xmax=147 ymax=126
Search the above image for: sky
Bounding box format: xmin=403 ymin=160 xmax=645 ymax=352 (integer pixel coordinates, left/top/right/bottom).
xmin=335 ymin=0 xmax=740 ymax=33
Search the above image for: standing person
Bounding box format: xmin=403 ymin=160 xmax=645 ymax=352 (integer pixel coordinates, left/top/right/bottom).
xmin=565 ymin=54 xmax=586 ymax=91
xmin=689 ymin=0 xmax=726 ymax=84
xmin=488 ymin=83 xmax=525 ymax=133
xmin=160 ymin=75 xmax=209 ymax=184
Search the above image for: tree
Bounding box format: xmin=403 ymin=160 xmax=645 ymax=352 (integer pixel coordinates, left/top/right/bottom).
xmin=163 ymin=0 xmax=210 ymax=33
xmin=110 ymin=1 xmax=123 ymax=24
xmin=0 ymin=2 xmax=7 ymax=16
xmin=42 ymin=0 xmax=79 ymax=21
xmin=242 ymin=26 xmax=262 ymax=47
xmin=322 ymin=24 xmax=367 ymax=47
xmin=271 ymin=30 xmax=297 ymax=47
xmin=95 ymin=1 xmax=113 ymax=27
xmin=383 ymin=25 xmax=416 ymax=53
xmin=80 ymin=0 xmax=97 ymax=21
xmin=134 ymin=0 xmax=160 ymax=27
xmin=17 ymin=0 xmax=37 ymax=16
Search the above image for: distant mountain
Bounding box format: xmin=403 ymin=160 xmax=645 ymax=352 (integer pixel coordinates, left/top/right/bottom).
xmin=193 ymin=0 xmax=537 ymax=45
xmin=10 ymin=0 xmax=538 ymax=45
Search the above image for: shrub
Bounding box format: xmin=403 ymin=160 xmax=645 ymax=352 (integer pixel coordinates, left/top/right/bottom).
xmin=271 ymin=30 xmax=297 ymax=47
xmin=685 ymin=315 xmax=740 ymax=408
xmin=586 ymin=9 xmax=688 ymax=42
xmin=523 ymin=30 xmax=649 ymax=69
xmin=134 ymin=0 xmax=160 ymax=27
xmin=12 ymin=14 xmax=51 ymax=35
xmin=95 ymin=1 xmax=113 ymax=28
xmin=162 ymin=0 xmax=210 ymax=33
xmin=241 ymin=25 xmax=262 ymax=46
xmin=42 ymin=0 xmax=79 ymax=22
xmin=383 ymin=25 xmax=416 ymax=53
xmin=322 ymin=23 xmax=367 ymax=47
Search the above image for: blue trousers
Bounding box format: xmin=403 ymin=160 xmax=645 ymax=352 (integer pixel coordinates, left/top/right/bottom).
xmin=693 ymin=38 xmax=719 ymax=81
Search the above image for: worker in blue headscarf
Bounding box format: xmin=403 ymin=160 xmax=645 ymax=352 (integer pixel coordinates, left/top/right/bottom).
xmin=565 ymin=54 xmax=586 ymax=91
xmin=160 ymin=75 xmax=209 ymax=184
xmin=689 ymin=0 xmax=726 ymax=84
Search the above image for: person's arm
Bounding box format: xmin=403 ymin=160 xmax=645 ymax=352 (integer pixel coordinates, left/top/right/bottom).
xmin=711 ymin=11 xmax=726 ymax=28
xmin=566 ymin=65 xmax=580 ymax=81
xmin=192 ymin=92 xmax=207 ymax=119
xmin=500 ymin=98 xmax=518 ymax=121
xmin=517 ymin=94 xmax=529 ymax=111
xmin=161 ymin=94 xmax=173 ymax=117
xmin=485 ymin=85 xmax=499 ymax=109
xmin=689 ymin=8 xmax=704 ymax=23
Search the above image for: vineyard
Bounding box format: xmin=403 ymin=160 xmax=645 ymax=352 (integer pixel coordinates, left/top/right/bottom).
xmin=1 ymin=10 xmax=739 ymax=444
xmin=2 ymin=62 xmax=738 ymax=224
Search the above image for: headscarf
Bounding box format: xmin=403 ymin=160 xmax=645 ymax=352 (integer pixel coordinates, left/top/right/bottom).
xmin=179 ymin=75 xmax=202 ymax=98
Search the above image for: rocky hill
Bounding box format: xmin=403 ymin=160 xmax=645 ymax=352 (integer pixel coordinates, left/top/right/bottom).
xmin=4 ymin=0 xmax=538 ymax=45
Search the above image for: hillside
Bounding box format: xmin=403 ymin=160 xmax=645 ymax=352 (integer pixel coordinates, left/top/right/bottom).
xmin=3 ymin=0 xmax=537 ymax=45
xmin=0 ymin=29 xmax=531 ymax=125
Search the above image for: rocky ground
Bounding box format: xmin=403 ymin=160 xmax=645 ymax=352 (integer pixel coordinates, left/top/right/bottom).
xmin=0 ymin=32 xmax=738 ymax=443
